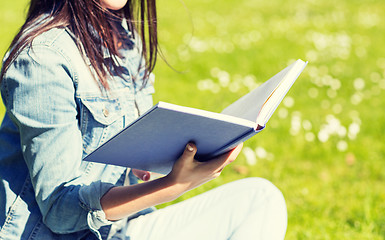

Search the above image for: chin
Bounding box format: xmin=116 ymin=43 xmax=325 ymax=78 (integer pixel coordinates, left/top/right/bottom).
xmin=102 ymin=0 xmax=128 ymax=11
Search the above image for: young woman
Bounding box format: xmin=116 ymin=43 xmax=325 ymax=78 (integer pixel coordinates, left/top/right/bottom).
xmin=0 ymin=0 xmax=287 ymax=239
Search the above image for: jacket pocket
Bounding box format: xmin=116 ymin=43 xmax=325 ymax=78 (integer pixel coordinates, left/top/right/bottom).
xmin=78 ymin=95 xmax=125 ymax=155
xmin=80 ymin=96 xmax=123 ymax=125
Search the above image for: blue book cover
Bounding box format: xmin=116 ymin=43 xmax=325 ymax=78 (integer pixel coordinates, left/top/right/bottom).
xmin=84 ymin=59 xmax=307 ymax=174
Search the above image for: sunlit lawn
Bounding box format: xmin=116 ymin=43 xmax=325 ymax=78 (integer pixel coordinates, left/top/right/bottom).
xmin=1 ymin=0 xmax=385 ymax=239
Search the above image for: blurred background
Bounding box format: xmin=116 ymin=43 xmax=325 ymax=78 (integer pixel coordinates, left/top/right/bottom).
xmin=1 ymin=0 xmax=384 ymax=239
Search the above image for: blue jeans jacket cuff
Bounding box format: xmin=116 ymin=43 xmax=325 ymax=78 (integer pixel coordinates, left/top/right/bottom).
xmin=79 ymin=181 xmax=115 ymax=238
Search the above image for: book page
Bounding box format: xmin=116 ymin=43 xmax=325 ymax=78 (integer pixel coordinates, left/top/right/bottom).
xmin=158 ymin=102 xmax=256 ymax=128
xmin=257 ymin=60 xmax=307 ymax=125
xmin=220 ymin=62 xmax=295 ymax=124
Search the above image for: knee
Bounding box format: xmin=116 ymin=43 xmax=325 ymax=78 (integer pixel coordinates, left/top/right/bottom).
xmin=238 ymin=177 xmax=286 ymax=207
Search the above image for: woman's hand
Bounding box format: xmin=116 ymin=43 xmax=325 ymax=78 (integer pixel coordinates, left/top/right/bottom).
xmin=131 ymin=169 xmax=151 ymax=181
xmin=166 ymin=143 xmax=243 ymax=192
xmin=101 ymin=143 xmax=243 ymax=221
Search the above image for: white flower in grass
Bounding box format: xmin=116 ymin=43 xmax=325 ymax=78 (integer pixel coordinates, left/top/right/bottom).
xmin=278 ymin=108 xmax=288 ymax=119
xmin=337 ymin=126 xmax=347 ymax=138
xmin=330 ymin=78 xmax=342 ymax=90
xmin=349 ymin=110 xmax=360 ymax=122
xmin=379 ymin=79 xmax=385 ymax=90
xmin=355 ymin=46 xmax=367 ymax=58
xmin=308 ymin=87 xmax=319 ymax=98
xmin=229 ymin=81 xmax=241 ymax=93
xmin=302 ymin=120 xmax=312 ymax=131
xmin=283 ymin=96 xmax=295 ymax=108
xmin=290 ymin=112 xmax=302 ymax=136
xmin=210 ymin=85 xmax=220 ymax=94
xmin=255 ymin=147 xmax=267 ymax=159
xmin=376 ymin=58 xmax=385 ymax=69
xmin=217 ymin=71 xmax=230 ymax=87
xmin=318 ymin=130 xmax=329 ymax=142
xmin=189 ymin=37 xmax=208 ymax=52
xmin=243 ymin=75 xmax=258 ymax=91
xmin=370 ymin=72 xmax=381 ymax=83
xmin=305 ymin=132 xmax=315 ymax=142
xmin=307 ymin=66 xmax=319 ymax=78
xmin=348 ymin=122 xmax=360 ymax=140
xmin=353 ymin=78 xmax=365 ymax=91
xmin=197 ymin=79 xmax=213 ymax=91
xmin=350 ymin=93 xmax=363 ymax=105
xmin=358 ymin=11 xmax=380 ymax=28
xmin=327 ymin=89 xmax=337 ymax=98
xmin=337 ymin=140 xmax=348 ymax=152
xmin=326 ymin=114 xmax=341 ymax=133
xmin=210 ymin=67 xmax=220 ymax=78
xmin=197 ymin=79 xmax=220 ymax=93
xmin=243 ymin=147 xmax=257 ymax=166
xmin=306 ymin=50 xmax=318 ymax=62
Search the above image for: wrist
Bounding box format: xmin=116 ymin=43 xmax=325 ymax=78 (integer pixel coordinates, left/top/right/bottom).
xmin=162 ymin=174 xmax=191 ymax=198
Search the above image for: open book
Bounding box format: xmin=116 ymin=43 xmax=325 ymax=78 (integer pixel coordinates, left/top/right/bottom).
xmin=84 ymin=59 xmax=307 ymax=174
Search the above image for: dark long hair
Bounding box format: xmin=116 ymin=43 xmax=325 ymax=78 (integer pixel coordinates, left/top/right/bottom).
xmin=0 ymin=0 xmax=158 ymax=89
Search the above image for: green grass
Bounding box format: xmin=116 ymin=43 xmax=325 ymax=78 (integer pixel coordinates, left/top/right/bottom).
xmin=1 ymin=0 xmax=385 ymax=239
xmin=0 ymin=1 xmax=27 ymax=115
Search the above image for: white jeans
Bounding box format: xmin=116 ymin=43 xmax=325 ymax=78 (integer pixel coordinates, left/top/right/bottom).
xmin=119 ymin=178 xmax=287 ymax=240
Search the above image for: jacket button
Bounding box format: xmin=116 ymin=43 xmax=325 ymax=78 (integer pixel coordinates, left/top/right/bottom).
xmin=103 ymin=108 xmax=109 ymax=117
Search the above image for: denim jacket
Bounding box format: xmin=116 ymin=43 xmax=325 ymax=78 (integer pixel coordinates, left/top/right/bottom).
xmin=0 ymin=21 xmax=155 ymax=240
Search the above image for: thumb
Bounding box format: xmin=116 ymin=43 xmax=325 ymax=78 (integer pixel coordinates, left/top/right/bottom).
xmin=181 ymin=143 xmax=197 ymax=161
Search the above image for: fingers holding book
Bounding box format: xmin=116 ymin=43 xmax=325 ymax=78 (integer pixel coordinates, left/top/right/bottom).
xmin=166 ymin=142 xmax=243 ymax=192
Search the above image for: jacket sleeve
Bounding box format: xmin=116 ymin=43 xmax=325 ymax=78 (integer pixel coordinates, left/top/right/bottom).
xmin=1 ymin=44 xmax=115 ymax=236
